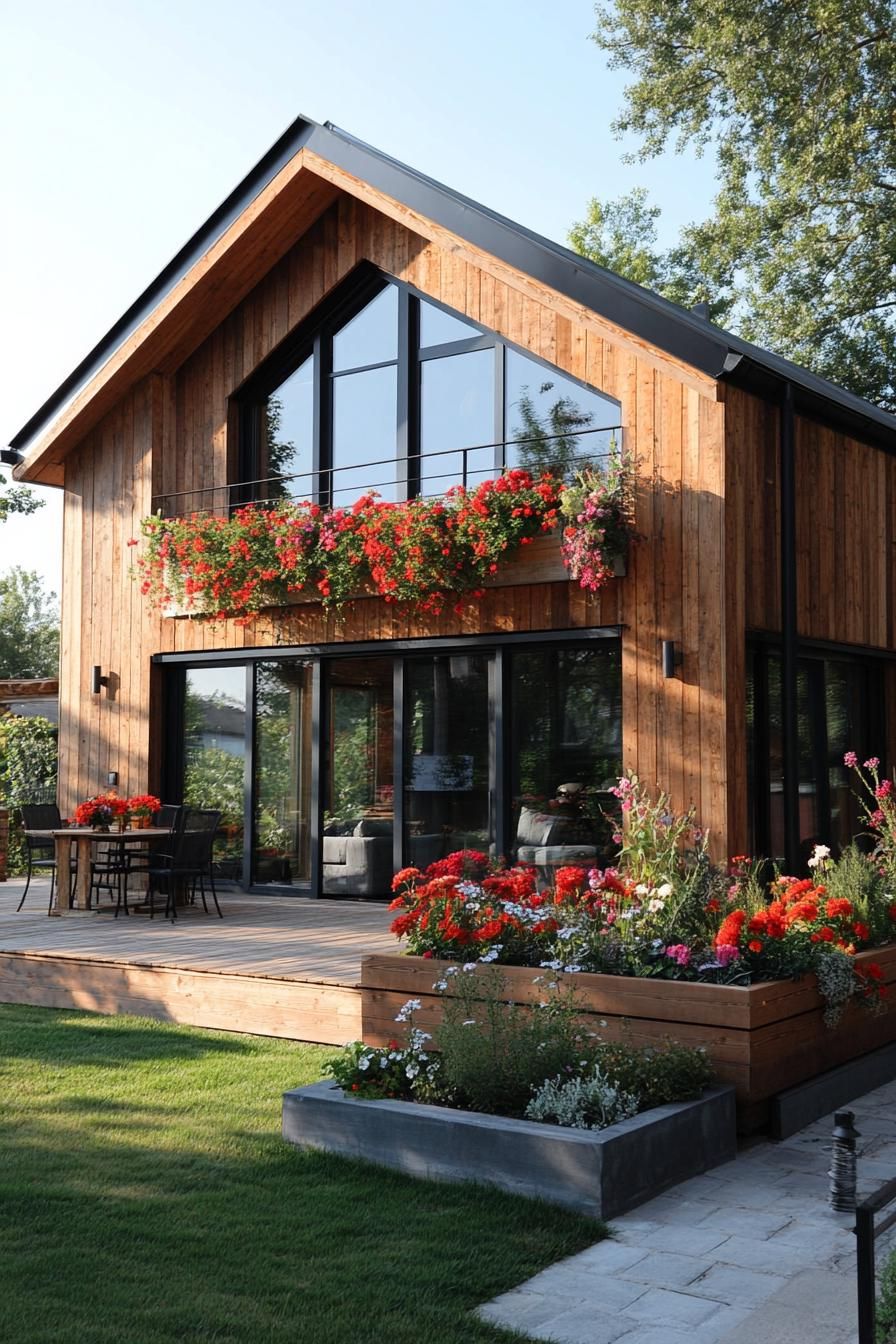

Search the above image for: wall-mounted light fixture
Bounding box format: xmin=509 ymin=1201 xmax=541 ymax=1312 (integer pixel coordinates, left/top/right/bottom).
xmin=92 ymin=666 xmax=110 ymax=695
xmin=0 ymin=447 xmax=23 ymax=468
xmin=106 ymin=772 xmax=119 ymax=787
xmin=661 ymin=640 xmax=683 ymax=679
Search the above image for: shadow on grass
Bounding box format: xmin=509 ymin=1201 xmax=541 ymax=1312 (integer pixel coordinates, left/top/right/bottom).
xmin=0 ymin=1004 xmax=256 ymax=1067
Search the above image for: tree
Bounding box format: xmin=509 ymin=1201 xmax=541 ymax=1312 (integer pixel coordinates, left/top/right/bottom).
xmin=0 ymin=472 xmax=42 ymax=523
xmin=0 ymin=569 xmax=60 ymax=678
xmin=579 ymin=2 xmax=896 ymax=409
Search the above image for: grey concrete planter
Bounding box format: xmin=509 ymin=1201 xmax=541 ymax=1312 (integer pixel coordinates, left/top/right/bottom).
xmin=282 ymin=1081 xmax=736 ymax=1220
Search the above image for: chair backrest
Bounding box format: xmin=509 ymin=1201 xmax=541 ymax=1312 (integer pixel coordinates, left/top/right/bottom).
xmin=19 ymin=803 xmax=62 ymax=830
xmin=173 ymin=808 xmax=222 ymax=870
xmin=153 ymin=804 xmax=183 ymax=829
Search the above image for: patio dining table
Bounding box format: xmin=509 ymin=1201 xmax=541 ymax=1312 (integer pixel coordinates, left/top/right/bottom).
xmin=26 ymin=827 xmax=175 ymax=912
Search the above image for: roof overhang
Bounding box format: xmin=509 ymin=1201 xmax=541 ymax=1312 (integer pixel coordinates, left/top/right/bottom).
xmin=12 ymin=116 xmax=896 ymax=484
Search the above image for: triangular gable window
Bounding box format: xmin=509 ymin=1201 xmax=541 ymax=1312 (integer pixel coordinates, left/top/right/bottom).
xmin=234 ymin=268 xmax=621 ymax=509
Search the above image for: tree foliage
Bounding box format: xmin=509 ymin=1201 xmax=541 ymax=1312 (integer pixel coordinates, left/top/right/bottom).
xmin=0 ymin=473 xmax=42 ymax=524
xmin=0 ymin=568 xmax=59 ymax=678
xmin=579 ymin=1 xmax=896 ymax=408
xmin=0 ymin=714 xmax=58 ymax=873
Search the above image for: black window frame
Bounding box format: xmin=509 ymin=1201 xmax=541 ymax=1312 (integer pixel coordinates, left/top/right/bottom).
xmin=231 ymin=262 xmax=621 ymax=509
xmin=747 ymin=636 xmax=888 ymax=862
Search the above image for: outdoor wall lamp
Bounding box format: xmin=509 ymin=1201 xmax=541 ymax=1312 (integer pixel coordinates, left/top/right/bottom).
xmin=661 ymin=640 xmax=683 ymax=679
xmin=92 ymin=665 xmax=110 ymax=695
xmin=0 ymin=447 xmax=23 ymax=467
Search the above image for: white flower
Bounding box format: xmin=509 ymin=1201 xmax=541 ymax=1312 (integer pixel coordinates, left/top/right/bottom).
xmin=394 ymin=997 xmax=422 ymax=1022
xmin=358 ymin=1056 xmax=370 ymax=1071
xmin=564 ymin=964 xmax=583 ymax=974
xmin=657 ymin=883 xmax=673 ymax=898
xmin=539 ymin=960 xmax=563 ymax=971
xmin=462 ymin=962 xmax=477 ymax=973
xmin=808 ymin=844 xmax=831 ymax=869
xmin=462 ymin=1019 xmax=477 ymax=1027
xmin=635 ymin=883 xmax=649 ymax=897
xmin=405 ymin=1064 xmax=419 ymax=1080
xmin=647 ymin=899 xmax=665 ymax=914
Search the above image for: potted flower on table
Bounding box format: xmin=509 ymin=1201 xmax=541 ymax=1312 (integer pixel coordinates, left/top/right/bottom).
xmin=72 ymin=793 xmax=130 ymax=832
xmin=126 ymin=794 xmax=162 ymax=829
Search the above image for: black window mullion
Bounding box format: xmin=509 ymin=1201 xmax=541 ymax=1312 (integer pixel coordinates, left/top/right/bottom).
xmin=393 ymin=659 xmax=405 ymax=874
xmin=309 ymin=660 xmax=324 ymax=899
xmin=243 ymin=664 xmax=255 ymax=889
xmin=494 ymin=343 xmax=506 ymax=476
xmin=397 ymin=290 xmax=413 ymax=502
xmin=491 ymin=648 xmax=510 ymax=861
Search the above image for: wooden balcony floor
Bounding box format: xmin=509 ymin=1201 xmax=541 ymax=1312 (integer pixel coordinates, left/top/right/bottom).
xmin=0 ymin=877 xmax=396 ymax=1044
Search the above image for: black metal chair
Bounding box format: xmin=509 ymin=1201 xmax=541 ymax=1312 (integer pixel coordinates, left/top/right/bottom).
xmin=89 ymin=840 xmax=130 ymax=913
xmin=120 ymin=804 xmax=184 ymax=913
xmin=16 ymin=803 xmax=73 ymax=914
xmin=143 ymin=808 xmax=223 ymax=921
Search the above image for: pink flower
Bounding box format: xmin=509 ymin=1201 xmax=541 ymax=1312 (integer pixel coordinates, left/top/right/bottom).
xmin=865 ymin=757 xmax=880 ymax=770
xmin=872 ymin=809 xmax=886 ymax=827
xmin=875 ymin=780 xmax=892 ymax=800
xmin=715 ymin=944 xmax=740 ymax=967
xmin=844 ymin=751 xmax=858 ymax=768
xmin=665 ymin=944 xmax=692 ymax=967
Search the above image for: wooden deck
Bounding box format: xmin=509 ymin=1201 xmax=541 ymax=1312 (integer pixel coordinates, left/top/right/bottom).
xmin=0 ymin=877 xmax=395 ymax=1044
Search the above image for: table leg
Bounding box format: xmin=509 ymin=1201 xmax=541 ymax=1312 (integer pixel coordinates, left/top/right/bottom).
xmin=56 ymin=836 xmax=73 ymax=911
xmin=75 ymin=837 xmax=93 ymax=910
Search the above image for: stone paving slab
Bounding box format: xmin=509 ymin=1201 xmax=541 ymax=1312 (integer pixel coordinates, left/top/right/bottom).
xmin=476 ymin=1075 xmax=896 ymax=1344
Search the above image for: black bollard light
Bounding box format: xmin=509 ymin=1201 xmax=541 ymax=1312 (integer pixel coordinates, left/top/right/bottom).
xmin=829 ymin=1109 xmax=860 ymax=1212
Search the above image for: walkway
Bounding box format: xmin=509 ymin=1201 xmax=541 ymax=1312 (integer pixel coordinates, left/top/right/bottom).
xmin=479 ymin=1077 xmax=896 ymax=1344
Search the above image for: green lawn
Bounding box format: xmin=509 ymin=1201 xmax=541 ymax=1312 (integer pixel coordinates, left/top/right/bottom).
xmin=0 ymin=1004 xmax=604 ymax=1343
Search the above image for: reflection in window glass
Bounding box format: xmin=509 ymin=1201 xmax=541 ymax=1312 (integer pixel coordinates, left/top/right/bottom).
xmin=331 ymin=364 xmax=398 ymax=504
xmin=510 ymin=646 xmax=622 ymax=870
xmin=183 ymin=666 xmax=246 ymax=879
xmin=332 ymin=287 xmax=398 ymax=372
xmin=505 ymin=348 xmax=620 ymax=480
xmin=262 ymin=354 xmax=314 ymax=500
xmin=403 ymin=655 xmax=491 ymax=868
xmin=253 ymin=662 xmax=312 ymax=886
xmin=419 ymin=297 xmax=481 ymax=348
xmin=420 ymin=349 xmax=494 ymax=494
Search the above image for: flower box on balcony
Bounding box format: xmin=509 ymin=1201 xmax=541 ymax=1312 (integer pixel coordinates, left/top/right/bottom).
xmin=161 ymin=530 xmax=626 ymax=618
xmin=359 ymin=948 xmax=896 ymax=1134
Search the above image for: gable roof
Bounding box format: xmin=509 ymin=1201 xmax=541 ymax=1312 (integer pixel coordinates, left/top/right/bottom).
xmin=12 ymin=115 xmax=896 ymax=482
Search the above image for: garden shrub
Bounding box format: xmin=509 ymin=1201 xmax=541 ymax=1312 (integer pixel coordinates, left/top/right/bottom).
xmin=0 ymin=714 xmax=57 ymax=874
xmin=878 ymin=1246 xmax=896 ymax=1342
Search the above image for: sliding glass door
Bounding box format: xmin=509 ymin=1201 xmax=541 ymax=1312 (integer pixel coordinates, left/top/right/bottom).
xmin=170 ymin=635 xmax=622 ymax=896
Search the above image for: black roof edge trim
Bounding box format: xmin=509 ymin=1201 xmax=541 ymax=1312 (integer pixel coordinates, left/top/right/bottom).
xmin=11 ymin=115 xmax=896 ymax=458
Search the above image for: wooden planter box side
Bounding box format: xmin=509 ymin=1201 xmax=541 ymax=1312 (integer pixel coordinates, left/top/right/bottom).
xmin=360 ymin=948 xmax=896 ymax=1128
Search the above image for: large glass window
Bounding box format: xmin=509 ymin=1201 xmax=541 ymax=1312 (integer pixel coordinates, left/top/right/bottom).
xmin=235 ymin=272 xmax=621 ymax=510
xmin=748 ymin=646 xmax=885 ymax=862
xmin=403 ymin=654 xmax=492 ymax=868
xmin=172 ymin=636 xmax=622 ymax=896
xmin=253 ymin=661 xmax=313 ymax=886
xmin=510 ymin=645 xmax=622 ymax=872
xmin=183 ymin=665 xmax=247 ymax=878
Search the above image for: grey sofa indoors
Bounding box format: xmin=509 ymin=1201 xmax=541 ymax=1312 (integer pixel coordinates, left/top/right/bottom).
xmin=515 ymin=806 xmax=597 ymax=884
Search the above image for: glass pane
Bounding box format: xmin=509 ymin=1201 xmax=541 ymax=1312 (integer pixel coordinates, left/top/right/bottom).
xmin=253 ymin=662 xmax=313 ymax=886
xmin=404 ymin=655 xmax=491 ymax=869
xmin=261 ymin=355 xmax=314 ymax=500
xmin=419 ymin=297 xmax=481 ymax=348
xmin=183 ymin=666 xmax=246 ymax=880
xmin=332 ymin=286 xmax=398 ymax=372
xmin=331 ymin=364 xmax=398 ymax=504
xmin=323 ymin=658 xmax=394 ymax=896
xmin=419 ymin=349 xmax=494 ymax=495
xmin=766 ymin=657 xmax=818 ymax=862
xmin=825 ymin=660 xmax=881 ymax=853
xmin=505 ymin=347 xmax=620 ymax=480
xmin=510 ymin=646 xmax=622 ymax=875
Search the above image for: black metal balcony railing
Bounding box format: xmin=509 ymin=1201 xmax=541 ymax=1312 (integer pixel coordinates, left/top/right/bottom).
xmin=150 ymin=425 xmax=622 ymax=520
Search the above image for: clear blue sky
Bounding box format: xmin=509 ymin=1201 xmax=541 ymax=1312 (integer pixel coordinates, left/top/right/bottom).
xmin=0 ymin=0 xmax=718 ymax=595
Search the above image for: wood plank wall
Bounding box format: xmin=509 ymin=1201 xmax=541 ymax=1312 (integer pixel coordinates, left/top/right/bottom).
xmin=61 ymin=193 xmax=734 ymax=852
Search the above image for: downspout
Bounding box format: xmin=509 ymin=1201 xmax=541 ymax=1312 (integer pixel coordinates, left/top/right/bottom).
xmin=780 ymin=382 xmax=800 ymax=871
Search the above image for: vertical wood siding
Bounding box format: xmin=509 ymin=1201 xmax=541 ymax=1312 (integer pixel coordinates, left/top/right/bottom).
xmin=62 ymin=195 xmax=737 ymax=852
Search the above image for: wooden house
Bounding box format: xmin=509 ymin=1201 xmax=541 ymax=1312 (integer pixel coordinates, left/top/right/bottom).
xmin=8 ymin=116 xmax=896 ymax=898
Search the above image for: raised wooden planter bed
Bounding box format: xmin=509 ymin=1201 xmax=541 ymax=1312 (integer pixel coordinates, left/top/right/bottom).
xmin=360 ymin=947 xmax=896 ymax=1133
